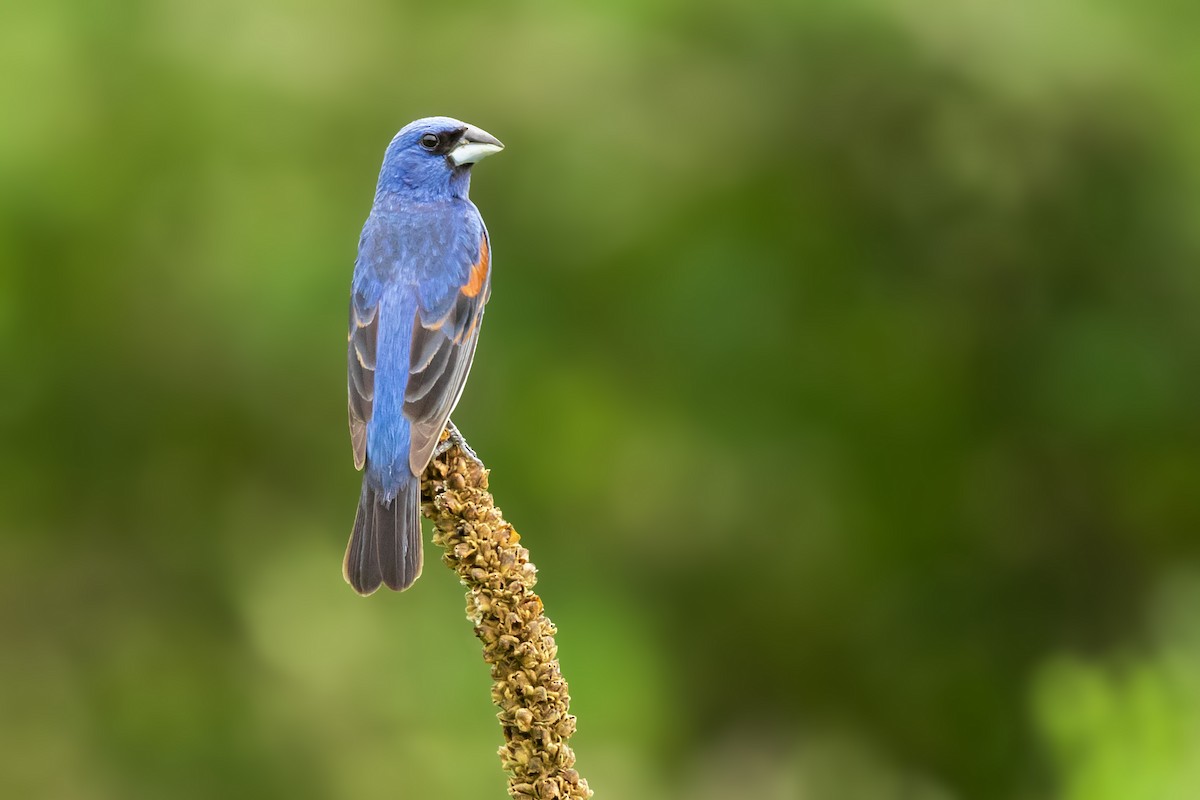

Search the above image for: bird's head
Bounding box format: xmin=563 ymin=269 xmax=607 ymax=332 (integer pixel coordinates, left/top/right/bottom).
xmin=376 ymin=116 xmax=504 ymax=199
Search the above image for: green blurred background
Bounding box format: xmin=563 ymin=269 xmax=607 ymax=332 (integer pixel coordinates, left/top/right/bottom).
xmin=3 ymin=0 xmax=1200 ymax=797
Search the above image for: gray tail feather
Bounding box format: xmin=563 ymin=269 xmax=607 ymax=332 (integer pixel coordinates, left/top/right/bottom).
xmin=343 ymin=477 xmax=423 ymax=595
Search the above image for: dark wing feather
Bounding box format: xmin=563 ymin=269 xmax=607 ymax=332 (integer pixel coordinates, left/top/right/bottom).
xmin=348 ymin=296 xmax=378 ymax=470
xmin=405 ymin=288 xmax=485 ymax=475
xmin=404 ymin=228 xmax=489 ymax=477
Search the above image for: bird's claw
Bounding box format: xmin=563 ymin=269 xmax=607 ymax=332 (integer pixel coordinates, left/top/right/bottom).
xmin=434 ymin=420 xmax=480 ymax=464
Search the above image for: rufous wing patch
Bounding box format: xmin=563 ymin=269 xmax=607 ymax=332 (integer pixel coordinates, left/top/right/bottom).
xmin=461 ymin=237 xmax=490 ymax=298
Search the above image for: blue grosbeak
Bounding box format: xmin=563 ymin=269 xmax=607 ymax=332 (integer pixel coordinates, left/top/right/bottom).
xmin=344 ymin=117 xmax=504 ymax=595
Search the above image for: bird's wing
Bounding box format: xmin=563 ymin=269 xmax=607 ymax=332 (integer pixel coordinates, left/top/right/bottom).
xmin=404 ymin=228 xmax=491 ymax=475
xmin=348 ymin=284 xmax=379 ymax=471
xmin=347 ymin=221 xmax=393 ymax=471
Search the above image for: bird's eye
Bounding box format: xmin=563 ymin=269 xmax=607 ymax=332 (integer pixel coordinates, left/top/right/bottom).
xmin=419 ymin=133 xmax=439 ymax=150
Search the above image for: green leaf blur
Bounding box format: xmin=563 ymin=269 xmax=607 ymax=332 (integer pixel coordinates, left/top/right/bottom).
xmin=2 ymin=1 xmax=1199 ymax=798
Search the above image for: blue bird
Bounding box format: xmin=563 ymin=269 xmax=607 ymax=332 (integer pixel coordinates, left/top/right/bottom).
xmin=344 ymin=116 xmax=504 ymax=595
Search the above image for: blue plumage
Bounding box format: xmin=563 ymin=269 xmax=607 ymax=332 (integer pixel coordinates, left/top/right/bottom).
xmin=344 ymin=117 xmax=503 ymax=595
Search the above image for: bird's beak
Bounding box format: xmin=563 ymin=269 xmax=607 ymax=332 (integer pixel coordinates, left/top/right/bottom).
xmin=448 ymin=124 xmax=504 ymax=167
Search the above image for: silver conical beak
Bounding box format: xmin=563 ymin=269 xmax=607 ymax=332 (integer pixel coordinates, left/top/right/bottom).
xmin=448 ymin=124 xmax=504 ymax=167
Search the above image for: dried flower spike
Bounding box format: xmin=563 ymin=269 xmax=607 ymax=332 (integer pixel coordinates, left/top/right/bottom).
xmin=421 ymin=432 xmax=593 ymax=800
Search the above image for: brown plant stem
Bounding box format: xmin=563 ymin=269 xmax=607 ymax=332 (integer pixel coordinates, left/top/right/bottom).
xmin=421 ymin=433 xmax=593 ymax=800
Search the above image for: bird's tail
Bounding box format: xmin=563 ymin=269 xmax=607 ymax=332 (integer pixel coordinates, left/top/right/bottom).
xmin=343 ymin=476 xmax=423 ymax=595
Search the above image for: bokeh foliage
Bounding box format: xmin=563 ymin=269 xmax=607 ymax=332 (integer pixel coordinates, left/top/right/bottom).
xmin=2 ymin=0 xmax=1199 ymax=798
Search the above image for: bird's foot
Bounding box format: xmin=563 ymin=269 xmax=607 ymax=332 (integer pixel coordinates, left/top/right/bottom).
xmin=434 ymin=420 xmax=480 ymax=464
